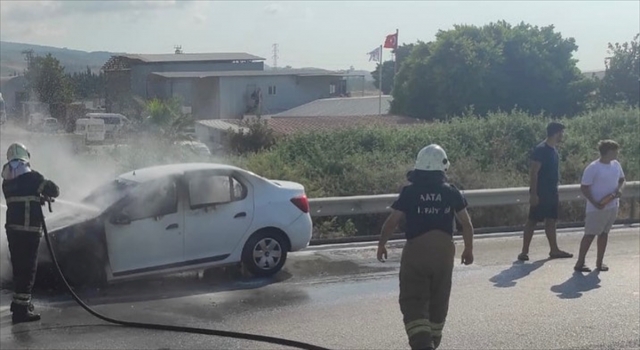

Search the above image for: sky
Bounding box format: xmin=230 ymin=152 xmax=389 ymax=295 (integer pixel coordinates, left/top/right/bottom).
xmin=0 ymin=0 xmax=638 ymax=72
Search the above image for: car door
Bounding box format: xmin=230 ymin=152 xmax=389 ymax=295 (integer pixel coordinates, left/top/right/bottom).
xmin=104 ymin=177 xmax=185 ymax=277
xmin=183 ymin=170 xmax=254 ymax=263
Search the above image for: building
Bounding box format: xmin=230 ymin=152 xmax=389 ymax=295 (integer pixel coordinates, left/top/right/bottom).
xmin=103 ymin=52 xmax=349 ymax=119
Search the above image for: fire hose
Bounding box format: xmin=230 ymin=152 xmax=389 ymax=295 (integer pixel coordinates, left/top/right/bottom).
xmin=39 ymin=198 xmax=331 ymax=350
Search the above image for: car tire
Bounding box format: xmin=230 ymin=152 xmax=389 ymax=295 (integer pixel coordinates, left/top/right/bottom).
xmin=241 ymin=230 xmax=288 ymax=277
xmin=61 ymin=250 xmax=107 ymax=289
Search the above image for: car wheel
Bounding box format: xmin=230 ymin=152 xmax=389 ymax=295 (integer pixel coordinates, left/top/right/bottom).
xmin=242 ymin=230 xmax=288 ymax=277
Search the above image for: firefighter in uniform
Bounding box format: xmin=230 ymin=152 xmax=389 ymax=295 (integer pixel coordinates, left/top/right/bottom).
xmin=2 ymin=143 xmax=60 ymax=324
xmin=377 ymin=144 xmax=475 ymax=350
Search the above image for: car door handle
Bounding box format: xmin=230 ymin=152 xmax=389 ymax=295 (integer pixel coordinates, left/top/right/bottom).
xmin=234 ymin=212 xmax=246 ymax=218
xmin=166 ymin=223 xmax=179 ymax=230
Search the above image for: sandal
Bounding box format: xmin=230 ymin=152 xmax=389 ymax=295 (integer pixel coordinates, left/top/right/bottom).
xmin=574 ymin=264 xmax=591 ymax=272
xmin=550 ymin=251 xmax=573 ymax=259
xmin=517 ymin=253 xmax=529 ymax=261
xmin=596 ymin=264 xmax=609 ymax=271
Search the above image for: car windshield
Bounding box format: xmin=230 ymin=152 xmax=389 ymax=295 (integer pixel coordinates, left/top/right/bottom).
xmin=81 ymin=178 xmax=138 ymax=209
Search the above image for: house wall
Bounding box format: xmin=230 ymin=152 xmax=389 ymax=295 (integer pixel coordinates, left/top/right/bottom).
xmin=218 ymin=75 xmax=342 ymax=118
xmin=130 ymin=61 xmax=263 ymax=98
xmin=105 ymin=70 xmax=132 ymax=113
xmin=192 ymin=78 xmax=220 ymax=120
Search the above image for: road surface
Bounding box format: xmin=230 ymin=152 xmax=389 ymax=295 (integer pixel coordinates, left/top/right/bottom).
xmin=1 ymin=226 xmax=639 ymax=349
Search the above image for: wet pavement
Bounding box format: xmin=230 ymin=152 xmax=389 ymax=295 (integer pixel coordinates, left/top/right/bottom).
xmin=1 ymin=226 xmax=639 ymax=349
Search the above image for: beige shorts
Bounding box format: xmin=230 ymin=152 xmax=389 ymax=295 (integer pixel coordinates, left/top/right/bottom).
xmin=585 ymin=207 xmax=618 ymax=236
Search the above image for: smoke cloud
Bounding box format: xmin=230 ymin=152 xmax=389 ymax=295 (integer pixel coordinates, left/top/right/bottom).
xmin=0 ymin=119 xmax=225 ymax=287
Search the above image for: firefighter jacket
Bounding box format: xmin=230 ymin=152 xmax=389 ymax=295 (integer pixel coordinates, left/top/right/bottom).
xmin=2 ymin=170 xmax=60 ymax=234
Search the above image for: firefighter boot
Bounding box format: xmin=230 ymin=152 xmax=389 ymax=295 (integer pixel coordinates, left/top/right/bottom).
xmin=11 ymin=303 xmax=41 ymax=324
xmin=10 ymin=302 xmax=35 ymax=312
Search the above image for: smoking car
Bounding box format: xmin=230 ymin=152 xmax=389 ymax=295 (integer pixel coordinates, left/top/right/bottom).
xmin=38 ymin=163 xmax=312 ymax=287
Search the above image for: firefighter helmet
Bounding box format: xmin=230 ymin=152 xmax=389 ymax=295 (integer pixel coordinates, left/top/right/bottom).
xmin=6 ymin=143 xmax=30 ymax=162
xmin=414 ymin=144 xmax=449 ymax=172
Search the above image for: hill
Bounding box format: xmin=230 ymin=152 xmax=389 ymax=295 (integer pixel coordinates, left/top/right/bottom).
xmin=0 ymin=41 xmax=117 ymax=76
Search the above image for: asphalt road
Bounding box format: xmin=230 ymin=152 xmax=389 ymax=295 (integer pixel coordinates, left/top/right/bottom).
xmin=1 ymin=226 xmax=639 ymax=350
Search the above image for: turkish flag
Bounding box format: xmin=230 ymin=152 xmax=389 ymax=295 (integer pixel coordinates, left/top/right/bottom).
xmin=384 ymin=33 xmax=398 ymax=49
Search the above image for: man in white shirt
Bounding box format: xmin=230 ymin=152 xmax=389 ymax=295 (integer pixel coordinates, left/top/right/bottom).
xmin=574 ymin=140 xmax=626 ymax=272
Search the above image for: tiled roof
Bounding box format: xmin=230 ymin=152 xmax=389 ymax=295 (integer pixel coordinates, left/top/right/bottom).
xmin=273 ymin=95 xmax=393 ymax=117
xmin=197 ymin=115 xmax=424 ymax=136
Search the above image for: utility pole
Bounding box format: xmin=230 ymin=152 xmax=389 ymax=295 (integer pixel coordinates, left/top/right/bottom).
xmin=272 ymin=43 xmax=279 ymax=70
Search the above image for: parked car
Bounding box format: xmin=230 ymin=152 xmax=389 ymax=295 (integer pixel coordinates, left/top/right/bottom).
xmin=39 ymin=163 xmax=312 ymax=287
xmin=175 ymin=140 xmax=212 ymax=156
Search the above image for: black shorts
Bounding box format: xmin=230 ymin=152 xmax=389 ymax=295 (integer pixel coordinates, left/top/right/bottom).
xmin=528 ymin=193 xmax=559 ymax=222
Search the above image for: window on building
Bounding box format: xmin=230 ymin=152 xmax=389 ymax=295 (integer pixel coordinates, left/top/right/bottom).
xmin=268 ymin=86 xmax=277 ymax=95
xmin=329 ymin=84 xmax=336 ymax=94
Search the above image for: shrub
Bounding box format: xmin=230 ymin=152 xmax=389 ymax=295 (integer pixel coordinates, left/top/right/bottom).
xmin=238 ymin=106 xmax=639 ymax=237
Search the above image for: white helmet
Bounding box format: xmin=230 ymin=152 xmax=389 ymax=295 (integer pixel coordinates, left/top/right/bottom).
xmin=7 ymin=143 xmax=30 ymax=162
xmin=414 ymin=144 xmax=449 ymax=172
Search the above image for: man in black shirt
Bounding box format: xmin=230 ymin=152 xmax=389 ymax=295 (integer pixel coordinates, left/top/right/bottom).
xmin=518 ymin=122 xmax=573 ymax=261
xmin=377 ymin=144 xmax=474 ymax=350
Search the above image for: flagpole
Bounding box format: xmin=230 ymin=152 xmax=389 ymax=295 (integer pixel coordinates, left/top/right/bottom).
xmin=378 ymin=44 xmax=383 ymax=115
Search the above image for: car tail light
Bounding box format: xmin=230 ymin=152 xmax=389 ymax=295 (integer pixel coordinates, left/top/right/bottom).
xmin=290 ymin=195 xmax=309 ymax=213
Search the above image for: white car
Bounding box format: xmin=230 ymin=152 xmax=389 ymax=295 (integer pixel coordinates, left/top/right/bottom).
xmin=40 ymin=163 xmax=312 ymax=287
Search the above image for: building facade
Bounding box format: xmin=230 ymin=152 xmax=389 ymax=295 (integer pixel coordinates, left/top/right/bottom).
xmin=103 ymin=52 xmax=347 ymax=119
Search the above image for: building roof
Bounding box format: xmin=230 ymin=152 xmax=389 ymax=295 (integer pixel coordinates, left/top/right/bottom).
xmin=115 ymin=53 xmax=266 ymax=63
xmin=150 ymin=69 xmax=345 ymax=79
xmin=0 ymin=75 xmax=26 ymax=90
xmin=196 ymin=115 xmax=423 ymax=136
xmin=196 ymin=119 xmax=248 ymax=133
xmin=273 ymin=95 xmax=393 ymax=117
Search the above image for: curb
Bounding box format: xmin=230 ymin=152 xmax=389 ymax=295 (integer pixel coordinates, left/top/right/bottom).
xmin=302 ymin=224 xmax=639 ymax=252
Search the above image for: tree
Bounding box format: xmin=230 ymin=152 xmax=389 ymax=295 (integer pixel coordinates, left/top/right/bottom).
xmin=69 ymin=66 xmax=106 ymax=100
xmin=372 ymin=44 xmax=415 ymax=95
xmin=599 ymin=33 xmax=640 ymax=107
xmin=391 ymin=22 xmax=592 ymax=120
xmin=226 ymin=118 xmax=277 ymax=155
xmin=143 ymin=97 xmax=193 ymax=140
xmin=24 ymin=53 xmax=73 ymax=106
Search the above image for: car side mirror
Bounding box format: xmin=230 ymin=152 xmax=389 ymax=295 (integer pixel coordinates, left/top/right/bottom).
xmin=110 ymin=212 xmax=131 ymax=225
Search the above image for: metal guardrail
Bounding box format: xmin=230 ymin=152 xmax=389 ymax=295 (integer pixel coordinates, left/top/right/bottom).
xmin=307 ymin=181 xmax=640 ymax=246
xmin=308 ymin=181 xmax=640 ymax=217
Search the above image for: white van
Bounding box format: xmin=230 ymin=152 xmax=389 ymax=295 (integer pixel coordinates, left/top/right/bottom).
xmin=76 ymin=118 xmax=106 ymax=143
xmin=86 ymin=113 xmax=129 ymax=138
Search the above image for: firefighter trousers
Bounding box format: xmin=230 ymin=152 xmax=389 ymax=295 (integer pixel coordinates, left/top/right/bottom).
xmin=399 ymin=230 xmax=455 ymax=350
xmin=6 ymin=230 xmax=41 ymax=310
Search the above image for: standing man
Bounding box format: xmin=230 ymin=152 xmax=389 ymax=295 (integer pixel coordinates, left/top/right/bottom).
xmin=518 ymin=122 xmax=573 ymax=261
xmin=377 ymin=144 xmax=474 ymax=350
xmin=574 ymin=140 xmax=625 ymax=272
xmin=2 ymin=143 xmax=60 ymax=324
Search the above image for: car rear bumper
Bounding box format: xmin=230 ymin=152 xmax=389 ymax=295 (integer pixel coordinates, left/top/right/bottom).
xmin=285 ymin=213 xmax=313 ymax=251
